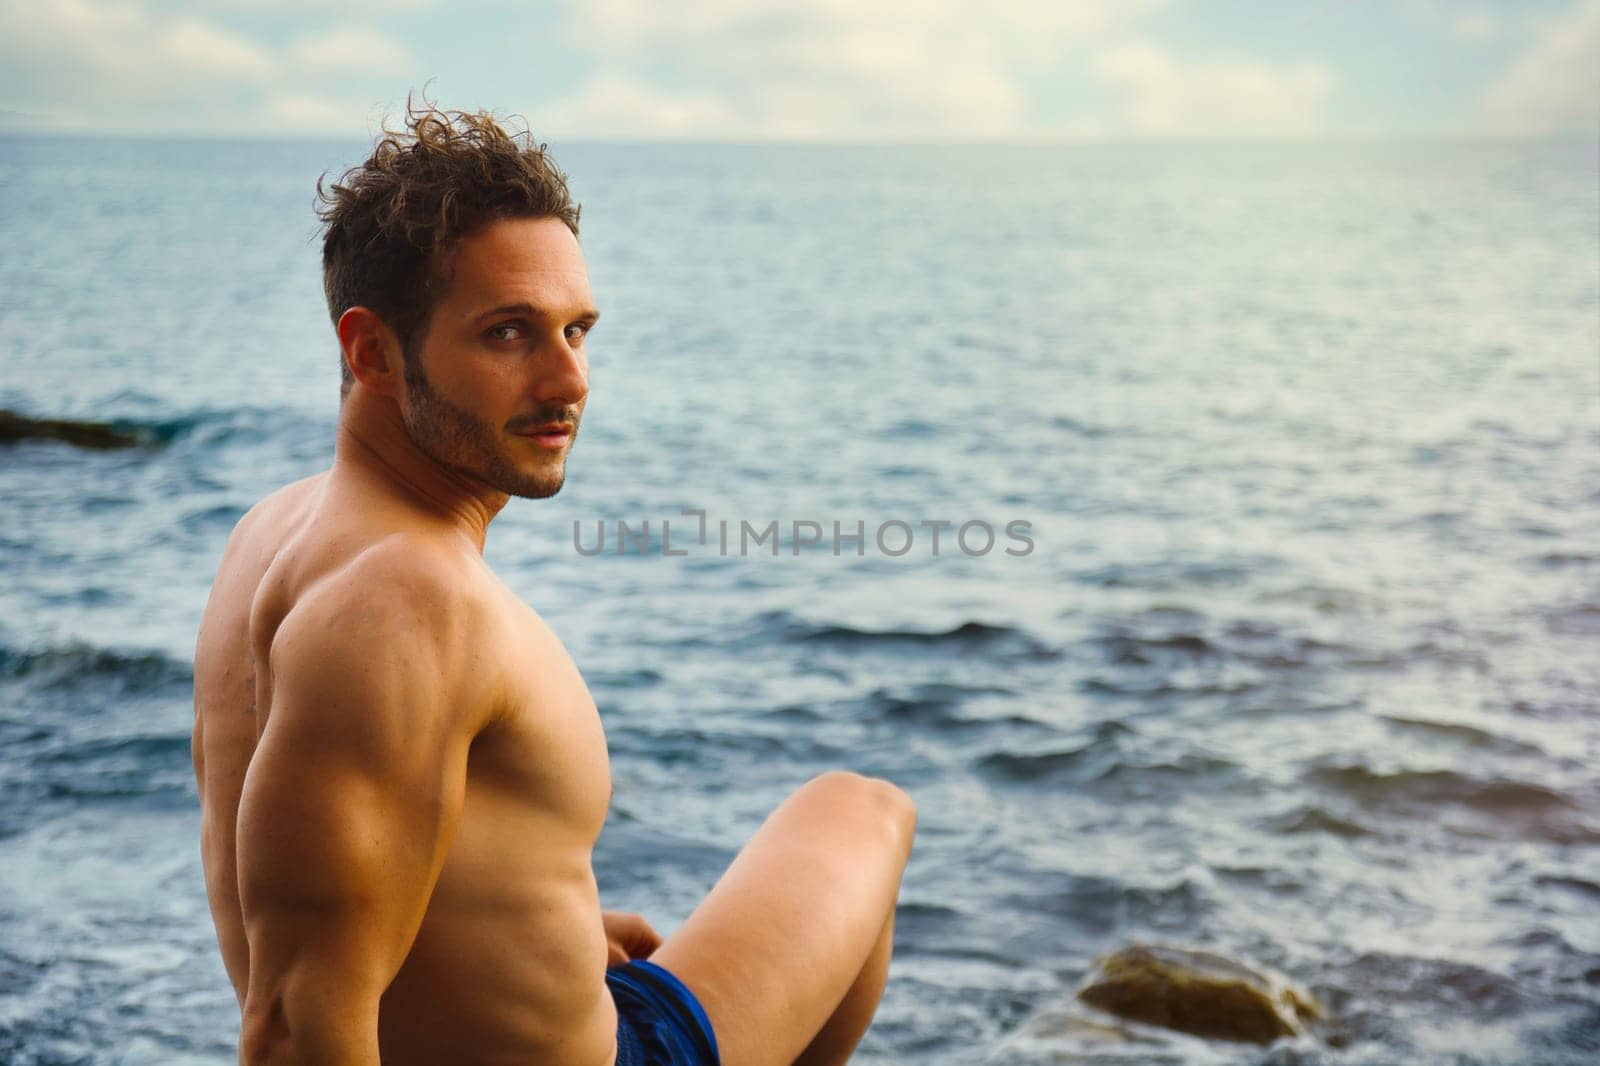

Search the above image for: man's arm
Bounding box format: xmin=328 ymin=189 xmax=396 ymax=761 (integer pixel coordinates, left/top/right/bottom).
xmin=234 ymin=553 xmax=489 ymax=1065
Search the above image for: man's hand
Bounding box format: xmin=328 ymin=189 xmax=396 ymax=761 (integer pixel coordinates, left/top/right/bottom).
xmin=602 ymin=911 xmax=662 ymax=966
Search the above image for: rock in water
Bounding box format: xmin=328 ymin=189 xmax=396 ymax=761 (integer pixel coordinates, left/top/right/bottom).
xmin=1076 ymin=944 xmax=1321 ymax=1044
xmin=0 ymin=410 xmax=145 ymax=449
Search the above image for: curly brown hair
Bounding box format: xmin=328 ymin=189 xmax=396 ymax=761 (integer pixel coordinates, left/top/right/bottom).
xmin=316 ymin=95 xmax=581 ymax=393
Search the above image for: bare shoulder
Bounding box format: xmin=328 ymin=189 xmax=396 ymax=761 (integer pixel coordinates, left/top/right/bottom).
xmin=229 ymin=473 xmax=325 ymax=546
xmin=196 ymin=474 xmax=328 ymax=660
xmin=266 ymin=531 xmax=507 ymax=735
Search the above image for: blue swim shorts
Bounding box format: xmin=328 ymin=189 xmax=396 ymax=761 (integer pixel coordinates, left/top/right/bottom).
xmin=607 ymin=959 xmax=721 ymax=1066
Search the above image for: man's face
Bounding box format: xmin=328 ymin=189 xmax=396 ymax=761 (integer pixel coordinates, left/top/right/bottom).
xmin=398 ymin=216 xmax=596 ymax=499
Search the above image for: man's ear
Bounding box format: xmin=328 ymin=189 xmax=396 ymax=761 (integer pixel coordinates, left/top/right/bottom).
xmin=337 ymin=306 xmax=406 ymax=398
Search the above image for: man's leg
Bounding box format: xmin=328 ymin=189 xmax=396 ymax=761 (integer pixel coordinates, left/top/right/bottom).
xmin=793 ymin=907 xmax=896 ymax=1065
xmin=649 ymin=771 xmax=916 ymax=1066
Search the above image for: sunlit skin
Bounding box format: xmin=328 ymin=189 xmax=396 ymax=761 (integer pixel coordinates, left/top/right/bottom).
xmin=193 ymin=215 xmax=914 ymax=1066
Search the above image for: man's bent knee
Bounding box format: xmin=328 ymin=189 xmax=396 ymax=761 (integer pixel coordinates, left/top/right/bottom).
xmin=799 ymin=770 xmax=917 ymax=852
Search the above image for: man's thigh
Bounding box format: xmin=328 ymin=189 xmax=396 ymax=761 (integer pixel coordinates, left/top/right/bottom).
xmin=648 ymin=771 xmax=915 ymax=1066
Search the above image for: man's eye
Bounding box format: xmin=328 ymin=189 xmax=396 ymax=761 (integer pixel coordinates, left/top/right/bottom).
xmin=565 ymin=323 xmax=590 ymax=342
xmin=487 ymin=324 xmax=523 ymax=342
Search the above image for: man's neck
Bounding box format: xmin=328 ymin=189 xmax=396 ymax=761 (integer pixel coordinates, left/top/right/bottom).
xmin=332 ymin=387 xmax=507 ymax=554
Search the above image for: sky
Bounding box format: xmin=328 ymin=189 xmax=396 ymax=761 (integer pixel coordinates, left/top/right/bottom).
xmin=0 ymin=0 xmax=1596 ymax=140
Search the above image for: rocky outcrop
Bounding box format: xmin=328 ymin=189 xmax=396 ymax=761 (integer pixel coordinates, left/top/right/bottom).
xmin=0 ymin=410 xmax=145 ymax=449
xmin=1075 ymin=943 xmax=1321 ymax=1044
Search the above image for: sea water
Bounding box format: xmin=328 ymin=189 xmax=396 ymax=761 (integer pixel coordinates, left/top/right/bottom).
xmin=1 ymin=135 xmax=1597 ymax=1063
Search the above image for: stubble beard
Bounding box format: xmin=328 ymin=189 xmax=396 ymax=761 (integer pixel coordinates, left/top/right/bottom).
xmin=400 ymin=360 xmax=575 ymax=500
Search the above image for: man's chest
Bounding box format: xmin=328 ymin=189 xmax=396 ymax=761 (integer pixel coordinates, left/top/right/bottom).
xmin=457 ymin=600 xmax=613 ymax=844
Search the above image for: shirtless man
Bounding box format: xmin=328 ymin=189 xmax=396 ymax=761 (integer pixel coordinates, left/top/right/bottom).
xmin=190 ymin=103 xmax=915 ymax=1066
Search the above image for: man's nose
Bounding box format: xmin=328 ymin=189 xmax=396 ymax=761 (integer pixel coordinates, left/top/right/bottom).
xmin=530 ymin=333 xmax=589 ymax=406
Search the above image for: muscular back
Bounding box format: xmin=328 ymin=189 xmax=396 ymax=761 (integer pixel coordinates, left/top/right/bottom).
xmin=192 ymin=471 xmax=617 ymax=1065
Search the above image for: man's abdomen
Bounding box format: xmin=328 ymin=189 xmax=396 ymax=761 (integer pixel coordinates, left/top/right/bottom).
xmin=377 ymin=812 xmax=616 ymax=1064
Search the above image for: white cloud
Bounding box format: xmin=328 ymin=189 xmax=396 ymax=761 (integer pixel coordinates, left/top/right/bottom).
xmin=163 ymin=17 xmax=276 ymax=80
xmin=1401 ymin=1 xmax=1500 ymax=43
xmin=260 ymin=91 xmax=386 ymax=133
xmin=1091 ymin=42 xmax=1332 ymax=137
xmin=539 ymin=0 xmax=1348 ymax=140
xmin=8 ymin=0 xmax=1577 ymax=141
xmin=543 ymin=0 xmax=1160 ymax=140
xmin=1450 ymin=9 xmax=1497 ymax=42
xmin=290 ymin=25 xmax=415 ymax=78
xmin=0 ymin=0 xmax=414 ymax=134
xmin=1475 ymin=0 xmax=1600 ymax=135
xmin=202 ymin=0 xmax=434 ymax=9
xmin=537 ymin=74 xmax=737 ymax=139
xmin=575 ymin=0 xmax=1148 ymax=52
xmin=0 ymin=0 xmax=277 ymax=129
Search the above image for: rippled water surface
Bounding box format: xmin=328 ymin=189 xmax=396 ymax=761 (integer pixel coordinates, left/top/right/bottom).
xmin=1 ymin=135 xmax=1597 ymax=1064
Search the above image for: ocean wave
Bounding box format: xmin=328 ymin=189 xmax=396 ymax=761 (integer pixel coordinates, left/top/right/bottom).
xmin=607 ymin=723 xmax=844 ymax=765
xmin=1533 ymin=551 xmax=1597 ymax=569
xmin=1088 ymin=611 xmax=1340 ymax=670
xmin=1377 ymin=714 xmax=1545 ymax=757
xmin=1532 ymin=875 xmax=1600 ymax=902
xmin=1008 ymin=871 xmax=1218 ymax=937
xmin=1358 ymin=633 xmax=1491 ymax=672
xmin=1077 ymin=675 xmax=1262 ymax=699
xmin=1219 ymin=621 xmax=1361 ymax=669
xmin=34 ymin=733 xmax=191 ymax=766
xmin=1074 ymin=556 xmax=1283 ymax=591
xmin=0 ymin=725 xmax=193 ymax=777
xmin=1260 ymin=804 xmax=1374 ymax=839
xmin=757 ymin=611 xmax=1056 ymax=659
xmin=42 ymin=775 xmax=194 ymax=805
xmin=1304 ymin=763 xmax=1597 ymax=843
xmin=143 ymin=404 xmax=319 ymax=443
xmin=0 ymin=760 xmax=195 ymax=838
xmin=0 ymin=643 xmax=192 ymax=696
xmin=971 ymin=721 xmax=1229 ymax=789
xmin=1256 ymin=583 xmax=1368 ymax=614
xmin=586 ymin=668 xmax=665 ymax=689
xmin=889 ymin=901 xmax=971 ymax=955
xmin=1094 ymin=631 xmax=1216 ymax=665
xmin=1339 ymin=951 xmax=1526 ymax=1018
xmin=1047 ymin=414 xmax=1112 ymax=438
xmin=757 ymin=703 xmax=829 ymax=723
xmin=1085 ymin=614 xmax=1487 ymax=676
xmin=1545 ymin=602 xmax=1600 ymax=636
xmin=178 ymin=503 xmax=249 ymax=534
xmin=1307 ymin=764 xmax=1580 ymax=815
xmin=858 ymin=683 xmax=1028 ymax=729
xmin=977 ymin=746 xmax=1104 ymax=783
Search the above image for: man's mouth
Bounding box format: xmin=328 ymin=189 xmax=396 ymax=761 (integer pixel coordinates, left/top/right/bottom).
xmin=515 ymin=422 xmax=575 ymax=448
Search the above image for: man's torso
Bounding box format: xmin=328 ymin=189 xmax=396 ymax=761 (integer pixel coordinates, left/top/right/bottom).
xmin=192 ymin=472 xmax=618 ymax=1064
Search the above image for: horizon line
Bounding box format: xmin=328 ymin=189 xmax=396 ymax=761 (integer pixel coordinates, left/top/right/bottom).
xmin=1 ymin=128 xmax=1595 ymax=148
